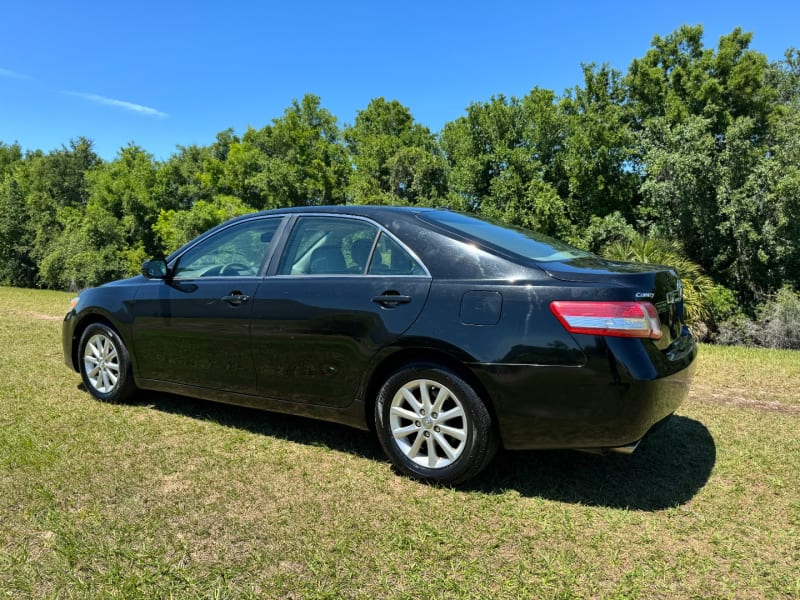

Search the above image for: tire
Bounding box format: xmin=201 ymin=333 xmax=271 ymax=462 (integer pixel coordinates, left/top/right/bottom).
xmin=78 ymin=323 xmax=137 ymax=403
xmin=375 ymin=364 xmax=498 ymax=485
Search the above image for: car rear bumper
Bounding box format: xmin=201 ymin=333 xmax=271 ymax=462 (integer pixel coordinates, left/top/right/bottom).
xmin=470 ymin=335 xmax=697 ymax=450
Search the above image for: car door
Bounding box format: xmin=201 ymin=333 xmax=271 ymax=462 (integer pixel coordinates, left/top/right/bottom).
xmin=132 ymin=216 xmax=284 ymax=394
xmin=250 ymin=215 xmax=432 ymax=407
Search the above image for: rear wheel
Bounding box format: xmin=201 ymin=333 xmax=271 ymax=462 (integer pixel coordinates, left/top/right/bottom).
xmin=375 ymin=364 xmax=497 ymax=485
xmin=79 ymin=323 xmax=137 ymax=403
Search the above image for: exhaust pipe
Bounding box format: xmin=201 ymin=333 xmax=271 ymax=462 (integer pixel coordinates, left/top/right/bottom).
xmin=575 ymin=439 xmax=642 ymax=456
xmin=607 ymin=440 xmax=641 ymax=455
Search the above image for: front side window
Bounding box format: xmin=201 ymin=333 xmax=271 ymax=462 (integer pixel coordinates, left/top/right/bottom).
xmin=173 ymin=218 xmax=281 ymax=278
xmin=277 ymin=217 xmax=379 ymax=275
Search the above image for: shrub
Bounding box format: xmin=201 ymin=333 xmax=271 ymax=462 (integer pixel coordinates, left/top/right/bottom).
xmin=717 ymin=286 xmax=800 ymax=349
xmin=153 ymin=195 xmax=255 ymax=255
xmin=704 ymin=283 xmax=740 ymax=328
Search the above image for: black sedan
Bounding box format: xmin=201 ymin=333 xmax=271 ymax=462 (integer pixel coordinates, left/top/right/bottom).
xmin=63 ymin=206 xmax=696 ymax=484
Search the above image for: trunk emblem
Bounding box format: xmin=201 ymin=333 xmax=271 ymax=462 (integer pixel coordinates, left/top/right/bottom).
xmin=666 ymin=281 xmax=683 ymax=305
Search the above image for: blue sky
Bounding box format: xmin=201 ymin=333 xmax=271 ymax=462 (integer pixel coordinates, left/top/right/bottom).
xmin=1 ymin=1 xmax=797 ymax=161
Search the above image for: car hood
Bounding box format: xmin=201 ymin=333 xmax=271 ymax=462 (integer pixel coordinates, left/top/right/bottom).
xmin=98 ymin=275 xmax=147 ymax=288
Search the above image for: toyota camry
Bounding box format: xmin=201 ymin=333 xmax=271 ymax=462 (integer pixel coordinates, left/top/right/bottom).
xmin=63 ymin=206 xmax=696 ymax=484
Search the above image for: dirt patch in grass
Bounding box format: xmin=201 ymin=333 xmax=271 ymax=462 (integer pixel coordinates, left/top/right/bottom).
xmin=690 ymin=390 xmax=800 ymax=414
xmin=29 ymin=312 xmax=63 ymax=321
xmin=690 ymin=344 xmax=800 ymax=408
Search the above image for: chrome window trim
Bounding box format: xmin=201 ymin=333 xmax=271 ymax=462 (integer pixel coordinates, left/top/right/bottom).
xmin=270 ymin=213 xmax=432 ymax=279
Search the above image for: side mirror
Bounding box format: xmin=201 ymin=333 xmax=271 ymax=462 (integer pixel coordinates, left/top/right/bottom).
xmin=141 ymin=258 xmax=169 ymax=279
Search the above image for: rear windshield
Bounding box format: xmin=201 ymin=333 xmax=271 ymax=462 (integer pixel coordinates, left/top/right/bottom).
xmin=419 ymin=211 xmax=593 ymax=263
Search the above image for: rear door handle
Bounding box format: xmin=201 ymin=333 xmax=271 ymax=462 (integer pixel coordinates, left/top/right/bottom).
xmin=222 ymin=293 xmax=250 ymax=306
xmin=371 ymin=294 xmax=411 ymax=308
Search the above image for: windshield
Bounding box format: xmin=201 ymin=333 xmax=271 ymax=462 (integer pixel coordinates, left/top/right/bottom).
xmin=420 ymin=211 xmax=593 ymax=263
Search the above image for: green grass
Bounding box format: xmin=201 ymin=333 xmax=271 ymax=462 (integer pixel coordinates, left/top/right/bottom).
xmin=1 ymin=286 xmax=798 ymax=598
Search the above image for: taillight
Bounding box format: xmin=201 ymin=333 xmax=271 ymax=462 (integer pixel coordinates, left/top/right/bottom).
xmin=550 ymin=301 xmax=662 ymax=339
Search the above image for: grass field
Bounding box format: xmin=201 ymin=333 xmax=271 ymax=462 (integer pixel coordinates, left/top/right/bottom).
xmin=1 ymin=286 xmax=798 ymax=599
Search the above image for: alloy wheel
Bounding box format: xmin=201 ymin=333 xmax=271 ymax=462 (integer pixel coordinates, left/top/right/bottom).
xmin=82 ymin=333 xmax=120 ymax=394
xmin=388 ymin=378 xmax=468 ymax=469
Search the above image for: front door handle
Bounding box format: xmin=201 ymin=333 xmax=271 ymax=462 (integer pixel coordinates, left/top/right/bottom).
xmin=222 ymin=293 xmax=250 ymax=306
xmin=371 ymin=293 xmax=411 ymax=308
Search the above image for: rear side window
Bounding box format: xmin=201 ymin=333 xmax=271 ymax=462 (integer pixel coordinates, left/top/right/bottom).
xmin=367 ymin=233 xmax=426 ymax=276
xmin=277 ymin=217 xmax=378 ymax=275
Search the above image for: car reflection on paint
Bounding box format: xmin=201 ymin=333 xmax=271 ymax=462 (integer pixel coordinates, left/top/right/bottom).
xmin=63 ymin=206 xmax=696 ymax=484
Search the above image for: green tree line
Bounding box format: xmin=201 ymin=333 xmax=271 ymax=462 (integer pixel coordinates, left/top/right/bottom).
xmin=1 ymin=25 xmax=799 ymax=329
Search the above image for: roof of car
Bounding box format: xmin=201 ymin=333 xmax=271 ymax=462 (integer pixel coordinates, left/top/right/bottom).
xmin=257 ymin=204 xmax=439 ymax=219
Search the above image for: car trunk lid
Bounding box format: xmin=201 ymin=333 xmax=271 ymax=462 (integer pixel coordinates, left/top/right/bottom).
xmin=542 ymin=257 xmax=686 ymax=345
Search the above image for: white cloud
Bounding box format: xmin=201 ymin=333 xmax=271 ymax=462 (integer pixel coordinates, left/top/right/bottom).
xmin=0 ymin=67 xmax=30 ymax=79
xmin=65 ymin=91 xmax=169 ymax=118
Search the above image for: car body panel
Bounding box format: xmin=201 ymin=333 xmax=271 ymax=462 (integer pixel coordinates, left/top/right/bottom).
xmin=404 ymin=280 xmax=587 ymax=366
xmin=473 ymin=355 xmax=696 ymax=449
xmin=131 ymin=277 xmax=262 ymax=394
xmin=250 ymin=274 xmax=431 ymax=407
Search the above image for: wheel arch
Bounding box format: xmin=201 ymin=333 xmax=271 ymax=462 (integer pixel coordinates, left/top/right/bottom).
xmin=70 ymin=313 xmax=124 ymax=372
xmin=362 ymin=348 xmax=500 ymax=442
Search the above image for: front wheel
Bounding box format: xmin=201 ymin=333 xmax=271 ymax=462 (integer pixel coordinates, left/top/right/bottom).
xmin=375 ymin=364 xmax=498 ymax=485
xmin=78 ymin=323 xmax=137 ymax=403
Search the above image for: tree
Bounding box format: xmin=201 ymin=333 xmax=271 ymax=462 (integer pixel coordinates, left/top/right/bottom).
xmin=36 ymin=144 xmax=160 ymax=288
xmin=202 ymin=138 xmax=267 ymax=209
xmin=767 ymin=48 xmax=800 ymax=106
xmin=0 ymin=142 xmax=22 ymax=179
xmin=629 ymin=25 xmax=794 ymax=306
xmin=441 ymin=90 xmax=574 ymax=237
xmin=559 ymin=64 xmax=639 ymax=222
xmin=248 ymin=94 xmax=350 ymax=207
xmin=153 ymin=144 xmax=215 ymax=211
xmin=153 ymin=195 xmax=254 ymax=255
xmin=38 ymin=204 xmax=126 ymax=290
xmin=6 ymin=138 xmax=103 ymax=287
xmin=442 ymin=94 xmax=528 ymax=211
xmin=0 ymin=177 xmax=37 ymax=286
xmin=345 ymin=98 xmax=447 ymax=205
xmin=84 ymin=144 xmax=159 ymax=270
xmin=637 ymin=115 xmax=720 ymax=262
xmin=626 ymin=25 xmax=774 ymax=136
